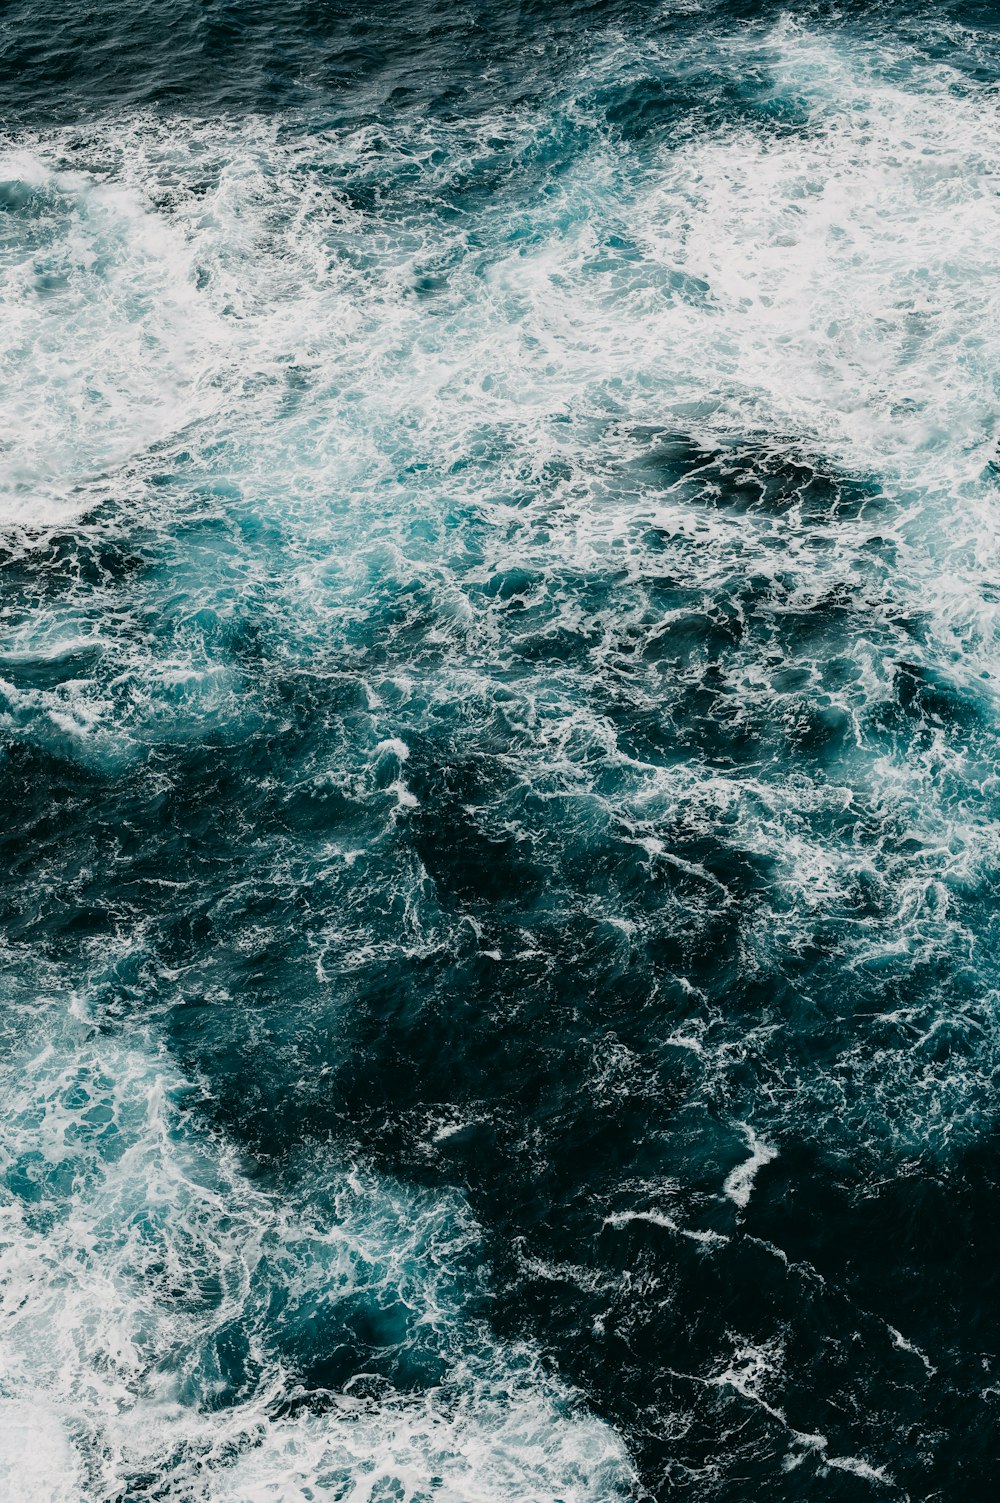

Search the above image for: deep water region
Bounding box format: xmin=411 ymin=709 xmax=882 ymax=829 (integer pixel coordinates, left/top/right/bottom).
xmin=1 ymin=2 xmax=1000 ymax=1499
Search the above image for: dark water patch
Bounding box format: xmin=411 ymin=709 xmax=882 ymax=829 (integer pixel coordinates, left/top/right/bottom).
xmin=0 ymin=640 xmax=105 ymax=689
xmin=882 ymin=659 xmax=989 ymax=737
xmin=0 ymin=527 xmax=152 ymax=599
xmin=2 ymin=0 xmax=988 ymax=135
xmin=586 ymin=57 xmax=822 ymax=147
xmin=0 ymin=0 xmax=649 ymax=124
xmin=261 ymin=1288 xmax=450 ymax=1409
xmin=406 ymin=751 xmax=545 ymax=908
xmin=624 ymin=433 xmax=885 ymax=523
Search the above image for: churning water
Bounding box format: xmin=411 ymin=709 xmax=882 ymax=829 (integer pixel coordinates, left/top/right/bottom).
xmin=1 ymin=2 xmax=1000 ymax=1498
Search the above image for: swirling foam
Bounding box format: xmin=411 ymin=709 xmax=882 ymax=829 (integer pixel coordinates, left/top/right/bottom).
xmin=0 ymin=1000 xmax=634 ymax=1502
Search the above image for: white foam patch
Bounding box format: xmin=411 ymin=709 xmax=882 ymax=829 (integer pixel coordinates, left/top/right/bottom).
xmin=643 ymin=32 xmax=1000 ymax=490
xmin=0 ymin=30 xmax=996 ymax=541
xmin=0 ymin=149 xmax=226 ymax=525
xmin=0 ymin=33 xmax=995 ymax=725
xmin=0 ymin=1401 xmax=82 ymax=1503
xmin=0 ymin=1008 xmax=636 ymax=1503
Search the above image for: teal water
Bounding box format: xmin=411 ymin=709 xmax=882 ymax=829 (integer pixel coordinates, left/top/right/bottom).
xmin=2 ymin=4 xmax=1000 ymax=1499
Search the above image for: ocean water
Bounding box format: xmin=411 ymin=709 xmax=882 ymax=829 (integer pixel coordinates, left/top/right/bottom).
xmin=1 ymin=2 xmax=999 ymax=1498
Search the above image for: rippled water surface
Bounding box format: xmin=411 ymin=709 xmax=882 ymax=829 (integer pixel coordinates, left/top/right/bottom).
xmin=2 ymin=3 xmax=1000 ymax=1499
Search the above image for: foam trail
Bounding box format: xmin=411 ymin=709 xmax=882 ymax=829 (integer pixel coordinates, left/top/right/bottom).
xmin=723 ymin=1126 xmax=778 ymax=1209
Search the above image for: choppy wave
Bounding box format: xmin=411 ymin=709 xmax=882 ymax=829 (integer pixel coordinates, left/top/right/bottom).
xmin=1 ymin=5 xmax=1000 ymax=1499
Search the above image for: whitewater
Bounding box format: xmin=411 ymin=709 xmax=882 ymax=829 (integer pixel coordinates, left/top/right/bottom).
xmin=1 ymin=5 xmax=999 ymax=1499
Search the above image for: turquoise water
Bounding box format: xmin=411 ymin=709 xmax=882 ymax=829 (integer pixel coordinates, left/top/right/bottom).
xmin=2 ymin=4 xmax=1000 ymax=1498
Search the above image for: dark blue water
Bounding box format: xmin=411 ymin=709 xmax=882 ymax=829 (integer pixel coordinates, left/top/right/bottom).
xmin=2 ymin=3 xmax=1000 ymax=1499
